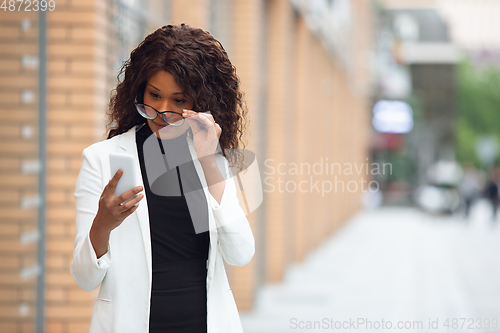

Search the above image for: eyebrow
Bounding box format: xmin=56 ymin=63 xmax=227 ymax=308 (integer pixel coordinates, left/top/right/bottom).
xmin=147 ymin=83 xmax=184 ymax=95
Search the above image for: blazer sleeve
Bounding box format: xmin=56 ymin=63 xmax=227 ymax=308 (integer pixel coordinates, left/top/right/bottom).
xmin=207 ymin=155 xmax=255 ymax=267
xmin=70 ymin=147 xmax=112 ymax=292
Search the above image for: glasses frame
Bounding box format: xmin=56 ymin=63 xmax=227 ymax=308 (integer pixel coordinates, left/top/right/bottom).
xmin=134 ymin=101 xmax=186 ymax=127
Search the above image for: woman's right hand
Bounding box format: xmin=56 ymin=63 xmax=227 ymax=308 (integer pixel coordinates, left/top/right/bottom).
xmin=90 ymin=169 xmax=144 ymax=258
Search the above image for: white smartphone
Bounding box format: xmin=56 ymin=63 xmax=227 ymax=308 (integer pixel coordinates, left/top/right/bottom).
xmin=109 ymin=152 xmax=142 ymax=206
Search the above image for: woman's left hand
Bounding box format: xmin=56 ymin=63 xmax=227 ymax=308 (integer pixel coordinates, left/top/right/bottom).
xmin=183 ymin=109 xmax=222 ymax=161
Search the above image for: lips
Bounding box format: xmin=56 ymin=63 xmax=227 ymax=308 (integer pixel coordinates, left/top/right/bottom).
xmin=154 ymin=122 xmax=167 ymax=129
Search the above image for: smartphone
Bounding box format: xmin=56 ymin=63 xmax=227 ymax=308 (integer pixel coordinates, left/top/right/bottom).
xmin=109 ymin=152 xmax=142 ymax=206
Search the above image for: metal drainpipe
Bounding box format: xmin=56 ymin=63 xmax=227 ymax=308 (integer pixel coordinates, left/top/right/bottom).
xmin=36 ymin=9 xmax=47 ymax=333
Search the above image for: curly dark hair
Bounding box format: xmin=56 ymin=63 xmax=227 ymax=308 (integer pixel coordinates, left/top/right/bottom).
xmin=106 ymin=23 xmax=248 ymax=172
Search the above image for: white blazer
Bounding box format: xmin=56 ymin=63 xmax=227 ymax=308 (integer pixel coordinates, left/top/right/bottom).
xmin=70 ymin=124 xmax=255 ymax=333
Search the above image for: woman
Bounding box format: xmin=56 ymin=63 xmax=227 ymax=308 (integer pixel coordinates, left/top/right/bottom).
xmin=70 ymin=23 xmax=255 ymax=333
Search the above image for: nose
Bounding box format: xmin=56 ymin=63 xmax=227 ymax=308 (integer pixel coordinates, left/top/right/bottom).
xmin=156 ymin=102 xmax=173 ymax=124
xmin=159 ymin=100 xmax=171 ymax=111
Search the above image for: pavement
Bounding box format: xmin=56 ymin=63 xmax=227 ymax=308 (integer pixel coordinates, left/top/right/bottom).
xmin=239 ymin=199 xmax=500 ymax=333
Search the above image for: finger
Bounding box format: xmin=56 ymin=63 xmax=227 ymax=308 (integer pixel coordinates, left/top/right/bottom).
xmin=215 ymin=123 xmax=222 ymax=137
xmin=182 ymin=109 xmax=196 ymax=116
xmin=106 ymin=169 xmax=123 ymax=193
xmin=118 ymin=192 xmax=144 ymax=214
xmin=196 ymin=114 xmax=216 ymax=137
xmin=197 ymin=112 xmax=214 ymax=122
xmin=119 ymin=199 xmax=141 ymax=217
xmin=186 ymin=116 xmax=203 ymax=135
xmin=116 ymin=185 xmax=143 ymax=203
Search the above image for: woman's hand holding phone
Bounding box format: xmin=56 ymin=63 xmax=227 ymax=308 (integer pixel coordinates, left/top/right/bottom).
xmin=90 ymin=169 xmax=144 ymax=258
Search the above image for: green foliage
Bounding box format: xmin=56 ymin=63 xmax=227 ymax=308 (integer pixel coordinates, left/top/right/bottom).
xmin=455 ymin=57 xmax=500 ymax=168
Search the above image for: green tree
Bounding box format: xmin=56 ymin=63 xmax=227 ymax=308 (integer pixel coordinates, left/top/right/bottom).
xmin=455 ymin=58 xmax=500 ymax=168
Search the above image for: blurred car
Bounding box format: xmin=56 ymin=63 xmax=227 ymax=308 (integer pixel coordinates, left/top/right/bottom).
xmin=415 ymin=160 xmax=463 ymax=214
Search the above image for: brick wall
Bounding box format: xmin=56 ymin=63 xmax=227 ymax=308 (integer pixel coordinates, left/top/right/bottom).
xmin=45 ymin=0 xmax=105 ymax=332
xmin=263 ymin=0 xmax=374 ymax=280
xmin=262 ymin=0 xmax=296 ymax=282
xmin=224 ymin=0 xmax=263 ymax=311
xmin=0 ymin=8 xmax=42 ymax=333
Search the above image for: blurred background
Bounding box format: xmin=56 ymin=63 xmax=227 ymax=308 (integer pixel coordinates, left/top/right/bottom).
xmin=1 ymin=0 xmax=500 ymax=332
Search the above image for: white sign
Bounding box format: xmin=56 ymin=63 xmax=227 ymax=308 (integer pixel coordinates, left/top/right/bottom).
xmin=372 ymin=100 xmax=413 ymax=133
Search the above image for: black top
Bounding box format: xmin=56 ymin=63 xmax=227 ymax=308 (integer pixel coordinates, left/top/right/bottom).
xmin=135 ymin=123 xmax=210 ymax=264
xmin=135 ymin=123 xmax=209 ymax=332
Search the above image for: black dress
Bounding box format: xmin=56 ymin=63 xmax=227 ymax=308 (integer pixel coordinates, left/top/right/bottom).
xmin=135 ymin=123 xmax=210 ymax=333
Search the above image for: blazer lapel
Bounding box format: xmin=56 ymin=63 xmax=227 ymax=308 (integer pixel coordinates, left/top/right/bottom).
xmin=186 ymin=134 xmax=217 ymax=230
xmin=186 ymin=134 xmax=219 ymax=302
xmin=118 ymin=124 xmax=152 ymax=283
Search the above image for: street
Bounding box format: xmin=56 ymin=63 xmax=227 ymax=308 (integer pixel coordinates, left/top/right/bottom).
xmin=240 ymin=200 xmax=500 ymax=333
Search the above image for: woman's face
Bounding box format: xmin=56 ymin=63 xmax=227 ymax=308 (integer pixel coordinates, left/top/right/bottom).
xmin=143 ymin=70 xmax=194 ymax=139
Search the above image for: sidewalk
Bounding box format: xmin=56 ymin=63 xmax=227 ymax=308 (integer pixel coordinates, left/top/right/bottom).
xmin=240 ymin=200 xmax=500 ymax=333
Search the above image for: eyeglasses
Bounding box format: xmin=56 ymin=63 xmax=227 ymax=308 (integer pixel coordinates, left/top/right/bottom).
xmin=134 ymin=102 xmax=185 ymax=127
